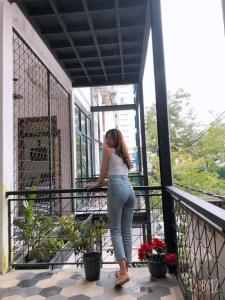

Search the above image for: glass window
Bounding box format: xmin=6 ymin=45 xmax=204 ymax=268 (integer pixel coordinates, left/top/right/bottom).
xmin=75 ymin=106 xmax=80 ymax=131
xmin=87 ymin=118 xmax=91 ymax=137
xmin=94 ymin=141 xmax=100 ymax=175
xmin=81 ymin=112 xmax=86 ymax=134
xmin=81 ymin=136 xmax=87 ymax=177
xmin=76 ymin=134 xmax=81 ymax=177
xmin=87 ymin=139 xmax=92 ymax=177
xmin=75 ymin=105 xmax=93 ymax=178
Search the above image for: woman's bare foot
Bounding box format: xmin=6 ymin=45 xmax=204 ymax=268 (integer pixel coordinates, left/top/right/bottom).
xmin=115 ymin=271 xmax=130 ymax=287
xmin=115 ymin=260 xmax=129 ymax=277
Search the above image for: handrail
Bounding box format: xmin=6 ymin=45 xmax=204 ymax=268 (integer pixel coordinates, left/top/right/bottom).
xmin=6 ymin=185 xmax=162 ymax=197
xmin=166 ymin=185 xmax=225 ymax=232
xmin=174 ymin=182 xmax=225 ymax=201
xmin=74 ymin=173 xmax=144 ymax=180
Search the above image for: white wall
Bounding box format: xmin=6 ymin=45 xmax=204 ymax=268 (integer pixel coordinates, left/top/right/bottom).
xmin=73 ymin=88 xmax=91 ymax=113
xmin=0 ymin=0 xmax=13 ymax=273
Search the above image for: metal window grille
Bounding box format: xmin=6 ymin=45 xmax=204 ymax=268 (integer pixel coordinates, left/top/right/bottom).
xmin=13 ymin=30 xmax=72 ymax=213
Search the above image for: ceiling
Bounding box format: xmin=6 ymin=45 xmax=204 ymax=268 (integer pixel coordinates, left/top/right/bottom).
xmin=13 ymin=0 xmax=150 ymax=87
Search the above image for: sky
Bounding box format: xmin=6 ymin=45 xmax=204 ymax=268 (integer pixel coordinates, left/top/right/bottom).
xmin=143 ymin=0 xmax=225 ymax=126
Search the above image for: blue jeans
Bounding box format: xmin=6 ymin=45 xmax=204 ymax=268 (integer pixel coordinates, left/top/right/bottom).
xmin=107 ymin=175 xmax=136 ymax=263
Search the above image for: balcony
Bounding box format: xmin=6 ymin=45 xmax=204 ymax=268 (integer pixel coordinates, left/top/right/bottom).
xmin=4 ymin=183 xmax=225 ymax=299
xmin=3 ymin=186 xmax=185 ymax=300
xmin=1 ymin=0 xmax=225 ymax=300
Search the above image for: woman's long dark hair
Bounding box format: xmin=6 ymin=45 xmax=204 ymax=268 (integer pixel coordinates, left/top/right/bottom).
xmin=105 ymin=128 xmax=132 ymax=170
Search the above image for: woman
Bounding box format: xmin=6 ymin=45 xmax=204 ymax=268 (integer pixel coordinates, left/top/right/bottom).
xmin=85 ymin=128 xmax=136 ymax=286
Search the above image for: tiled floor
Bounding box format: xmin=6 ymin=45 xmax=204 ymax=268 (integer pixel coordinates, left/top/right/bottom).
xmin=0 ymin=267 xmax=184 ymax=300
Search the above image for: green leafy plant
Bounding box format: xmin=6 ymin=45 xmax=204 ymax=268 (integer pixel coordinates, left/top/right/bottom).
xmin=57 ymin=215 xmax=107 ymax=256
xmin=57 ymin=215 xmax=82 ymax=254
xmin=14 ymin=187 xmax=64 ymax=262
xmin=80 ymin=218 xmax=107 ymax=254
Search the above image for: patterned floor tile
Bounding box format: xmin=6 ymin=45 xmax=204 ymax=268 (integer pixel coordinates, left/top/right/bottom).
xmin=169 ymin=286 xmax=184 ymax=299
xmin=56 ymin=278 xmax=77 ymax=288
xmin=1 ymin=296 xmax=25 ymax=300
xmin=70 ymin=273 xmax=84 ymax=281
xmin=0 ymin=268 xmax=184 ymax=300
xmin=17 ymin=278 xmax=38 ymax=288
xmin=25 ymin=295 xmax=45 ymax=300
xmin=39 ymin=286 xmax=62 ymax=297
xmin=53 ymin=270 xmax=81 ymax=281
xmin=68 ymin=295 xmax=90 ymax=300
xmin=161 ymin=295 xmax=180 ymax=300
xmin=15 ymin=272 xmax=35 ymax=281
xmin=0 ymin=286 xmax=23 ymax=299
xmin=36 ymin=277 xmax=58 ymax=288
xmin=137 ymin=285 xmax=170 ymax=300
xmin=33 ymin=271 xmax=53 ymax=281
xmin=61 ymin=280 xmax=104 ymax=298
xmin=21 ymin=286 xmax=42 ymax=297
xmin=114 ymin=295 xmax=137 ymax=300
xmin=0 ymin=279 xmax=20 ymax=289
xmin=46 ymin=295 xmax=67 ymax=300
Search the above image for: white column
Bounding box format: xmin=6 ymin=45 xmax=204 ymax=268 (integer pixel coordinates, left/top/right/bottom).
xmin=0 ymin=0 xmax=13 ymax=273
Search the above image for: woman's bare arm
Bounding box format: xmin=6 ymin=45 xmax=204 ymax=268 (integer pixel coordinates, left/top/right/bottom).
xmin=85 ymin=147 xmax=111 ymax=189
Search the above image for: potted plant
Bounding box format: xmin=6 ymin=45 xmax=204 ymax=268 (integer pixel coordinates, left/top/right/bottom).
xmin=58 ymin=215 xmax=107 ymax=281
xmin=138 ymin=237 xmax=177 ymax=278
xmin=81 ymin=218 xmax=107 ymax=281
xmin=14 ymin=195 xmax=64 ymax=268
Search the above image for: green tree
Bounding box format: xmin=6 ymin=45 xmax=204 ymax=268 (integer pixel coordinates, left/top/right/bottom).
xmin=192 ymin=121 xmax=225 ymax=172
xmin=145 ymin=88 xmax=200 ymax=154
xmin=145 ymin=89 xmax=225 ymax=197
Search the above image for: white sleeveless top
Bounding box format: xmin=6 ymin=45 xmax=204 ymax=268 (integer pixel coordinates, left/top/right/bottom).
xmin=108 ymin=149 xmax=128 ymax=177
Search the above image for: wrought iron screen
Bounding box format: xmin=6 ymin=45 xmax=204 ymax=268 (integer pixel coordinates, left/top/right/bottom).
xmin=170 ymin=190 xmax=225 ymax=299
xmin=13 ymin=30 xmax=72 ymax=195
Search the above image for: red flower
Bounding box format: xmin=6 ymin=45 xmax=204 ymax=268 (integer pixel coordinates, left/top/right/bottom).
xmin=164 ymin=253 xmax=177 ymax=266
xmin=150 ymin=238 xmax=167 ymax=250
xmin=138 ymin=243 xmax=152 ymax=261
xmin=138 ymin=237 xmax=177 ymax=265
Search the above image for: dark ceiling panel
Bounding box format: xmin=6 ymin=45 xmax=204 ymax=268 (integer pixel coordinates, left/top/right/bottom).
xmin=14 ymin=0 xmax=150 ymax=87
xmin=56 ymin=0 xmax=84 ymax=14
xmin=87 ymin=0 xmax=115 ymax=11
xmin=26 ymin=0 xmax=54 ymax=16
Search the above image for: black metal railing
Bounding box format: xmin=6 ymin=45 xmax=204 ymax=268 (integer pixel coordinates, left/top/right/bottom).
xmin=166 ymin=186 xmax=225 ymax=300
xmin=74 ymin=173 xmax=145 ymax=188
xmin=7 ymin=186 xmax=162 ymax=269
xmin=175 ymin=183 xmax=225 ymax=209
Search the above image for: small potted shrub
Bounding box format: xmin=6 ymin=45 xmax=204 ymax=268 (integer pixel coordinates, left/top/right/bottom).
xmin=138 ymin=237 xmax=177 ymax=278
xmin=58 ymin=215 xmax=107 ymax=281
xmin=81 ymin=218 xmax=107 ymax=281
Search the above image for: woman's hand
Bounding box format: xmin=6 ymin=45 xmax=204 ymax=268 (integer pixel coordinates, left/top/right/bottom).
xmin=84 ymin=182 xmax=98 ymax=190
xmin=84 ymin=179 xmax=108 ymax=190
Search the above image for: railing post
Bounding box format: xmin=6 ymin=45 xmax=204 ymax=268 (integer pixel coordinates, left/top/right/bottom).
xmin=149 ymin=0 xmax=177 ymax=271
xmin=8 ymin=197 xmax=12 ymax=269
xmin=222 ymin=0 xmax=225 ymax=34
xmin=138 ymin=82 xmax=152 ymax=242
xmin=134 ymin=85 xmax=142 ymax=174
xmin=47 ymin=71 xmax=53 ymax=216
